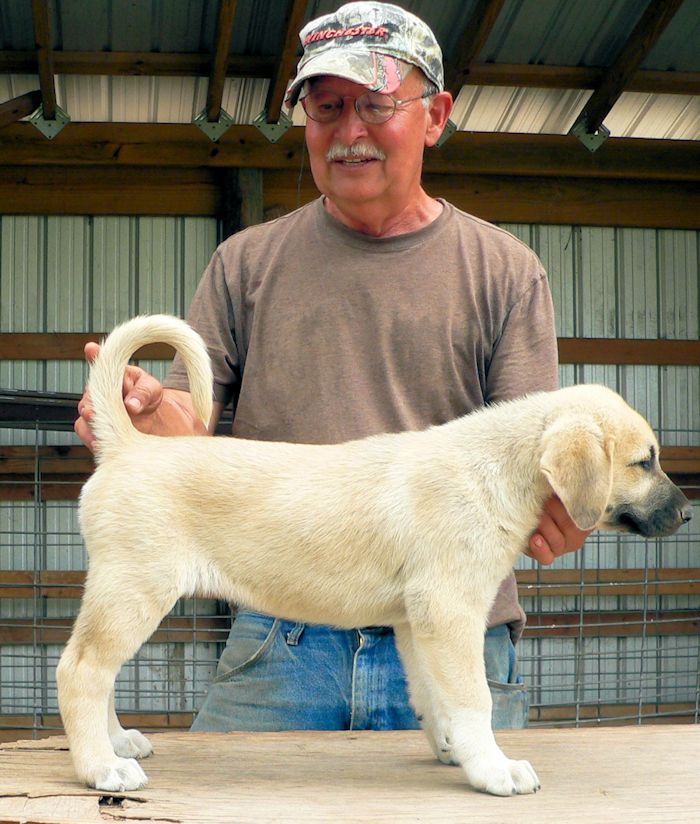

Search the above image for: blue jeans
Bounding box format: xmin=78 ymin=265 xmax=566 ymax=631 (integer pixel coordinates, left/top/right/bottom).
xmin=191 ymin=611 xmax=529 ymax=732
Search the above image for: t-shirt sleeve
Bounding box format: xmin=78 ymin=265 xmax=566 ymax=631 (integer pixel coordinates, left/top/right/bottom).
xmin=485 ymin=268 xmax=559 ymax=404
xmin=164 ymin=248 xmax=241 ymax=408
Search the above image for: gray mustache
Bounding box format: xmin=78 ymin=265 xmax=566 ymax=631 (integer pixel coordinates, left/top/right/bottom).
xmin=326 ymin=143 xmax=387 ymax=162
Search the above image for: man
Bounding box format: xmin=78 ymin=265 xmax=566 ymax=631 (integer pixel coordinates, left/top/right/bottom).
xmin=76 ymin=2 xmax=588 ymax=732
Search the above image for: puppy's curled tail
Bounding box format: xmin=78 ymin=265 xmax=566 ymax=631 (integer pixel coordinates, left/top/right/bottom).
xmin=88 ymin=314 xmax=213 ymax=460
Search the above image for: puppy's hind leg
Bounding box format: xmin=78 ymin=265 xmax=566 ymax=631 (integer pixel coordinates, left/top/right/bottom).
xmin=57 ymin=570 xmax=177 ymax=791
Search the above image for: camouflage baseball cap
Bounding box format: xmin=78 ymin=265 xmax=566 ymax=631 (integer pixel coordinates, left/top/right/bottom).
xmin=285 ymin=2 xmax=444 ymax=107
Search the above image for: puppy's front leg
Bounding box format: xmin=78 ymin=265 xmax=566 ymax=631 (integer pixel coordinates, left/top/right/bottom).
xmin=108 ymin=688 xmax=154 ymax=761
xmin=408 ymin=607 xmax=539 ymax=796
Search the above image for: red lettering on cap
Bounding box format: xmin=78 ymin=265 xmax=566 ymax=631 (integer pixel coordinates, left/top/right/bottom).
xmin=303 ymin=24 xmax=391 ymax=46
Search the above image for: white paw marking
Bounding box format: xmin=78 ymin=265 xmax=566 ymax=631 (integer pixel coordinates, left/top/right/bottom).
xmin=91 ymin=757 xmax=149 ymax=792
xmin=111 ymin=728 xmax=153 ymax=760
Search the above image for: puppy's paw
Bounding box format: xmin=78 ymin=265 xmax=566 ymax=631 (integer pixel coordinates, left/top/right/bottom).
xmin=90 ymin=757 xmax=149 ymax=792
xmin=422 ymin=727 xmax=461 ymax=766
xmin=508 ymin=759 xmax=540 ymax=794
xmin=435 ymin=738 xmax=461 ymax=767
xmin=464 ymin=756 xmax=540 ymax=796
xmin=111 ymin=728 xmax=154 ymax=760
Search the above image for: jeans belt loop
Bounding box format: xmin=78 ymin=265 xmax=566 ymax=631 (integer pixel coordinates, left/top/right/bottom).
xmin=285 ymin=622 xmax=306 ymax=646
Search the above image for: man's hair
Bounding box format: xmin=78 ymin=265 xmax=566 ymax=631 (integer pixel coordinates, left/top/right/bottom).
xmin=396 ymin=60 xmax=439 ymax=106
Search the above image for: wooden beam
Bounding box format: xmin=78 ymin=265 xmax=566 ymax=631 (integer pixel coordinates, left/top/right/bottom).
xmin=0 ymin=705 xmax=696 ymax=742
xmin=571 ymin=0 xmax=686 ymax=136
xmin=2 ymin=567 xmax=698 ymax=600
xmin=517 ymin=568 xmax=700 ymax=599
xmin=0 ymin=49 xmax=274 ymax=77
xmin=0 ymin=163 xmax=697 ymax=227
xmin=2 ymin=47 xmax=698 ymax=96
xmin=0 ymin=166 xmax=221 ymax=216
xmin=0 ymin=611 xmax=694 ymax=643
xmin=221 ymin=167 xmax=264 ymax=238
xmin=30 ymin=0 xmax=57 ymax=120
xmin=206 ymin=0 xmax=238 ymax=122
xmin=0 ymin=615 xmax=229 ymax=645
xmin=557 ymin=338 xmax=700 ymax=366
xmin=1 ymin=125 xmax=698 ymax=183
xmin=465 ymin=64 xmax=700 ymax=96
xmin=0 ymin=445 xmax=93 ymax=475
xmin=444 ymin=0 xmax=507 ymax=98
xmin=0 ymin=333 xmax=175 ymax=360
xmin=265 ymin=169 xmax=700 ymax=229
xmin=3 ymin=334 xmax=698 ymax=366
xmin=524 ymin=610 xmax=700 ymax=638
xmin=0 ymin=90 xmax=42 ymax=128
xmin=422 ymin=173 xmax=700 ymax=229
xmin=263 ymin=0 xmax=307 ymax=123
xmin=0 ymin=713 xmax=195 ymax=742
xmin=529 ymin=703 xmax=698 ymax=726
xmin=0 ymin=570 xmax=86 ymax=599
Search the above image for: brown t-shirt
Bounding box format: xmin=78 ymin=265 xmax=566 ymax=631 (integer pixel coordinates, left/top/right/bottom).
xmin=166 ymin=197 xmax=558 ymax=636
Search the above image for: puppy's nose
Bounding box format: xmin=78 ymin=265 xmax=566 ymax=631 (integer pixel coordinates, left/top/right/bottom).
xmin=680 ymin=504 xmax=693 ymax=524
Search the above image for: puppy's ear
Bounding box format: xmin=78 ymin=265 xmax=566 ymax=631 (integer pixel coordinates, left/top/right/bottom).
xmin=540 ymin=415 xmax=615 ymax=530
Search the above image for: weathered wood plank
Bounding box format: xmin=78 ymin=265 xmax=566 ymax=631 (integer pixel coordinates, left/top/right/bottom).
xmin=0 ymin=728 xmax=697 ymax=822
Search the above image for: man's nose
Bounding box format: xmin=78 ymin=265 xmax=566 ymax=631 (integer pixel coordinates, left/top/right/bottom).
xmin=332 ymin=101 xmax=370 ymax=142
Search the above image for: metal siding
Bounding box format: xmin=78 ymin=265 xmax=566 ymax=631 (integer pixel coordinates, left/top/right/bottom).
xmin=0 ymin=215 xmax=218 ymax=442
xmin=658 ymin=230 xmax=700 ymax=340
xmin=452 ymin=85 xmax=591 ymax=135
xmin=579 ymin=227 xmax=618 ymax=337
xmin=605 ymin=92 xmax=700 ymax=140
xmin=1 ymin=215 xmax=698 ymax=725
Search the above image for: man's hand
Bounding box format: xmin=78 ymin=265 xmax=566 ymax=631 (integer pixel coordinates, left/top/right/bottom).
xmin=75 ymin=342 xmax=210 ymax=452
xmin=528 ymin=495 xmax=591 ymax=565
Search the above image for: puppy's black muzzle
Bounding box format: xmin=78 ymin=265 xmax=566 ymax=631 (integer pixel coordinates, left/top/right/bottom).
xmin=610 ymin=483 xmax=692 ymax=538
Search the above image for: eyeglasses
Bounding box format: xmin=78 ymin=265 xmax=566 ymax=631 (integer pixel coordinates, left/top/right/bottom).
xmin=300 ymin=89 xmax=434 ymax=124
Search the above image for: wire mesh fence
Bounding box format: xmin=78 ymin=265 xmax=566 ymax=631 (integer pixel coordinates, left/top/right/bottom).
xmin=0 ymin=406 xmax=698 ymax=741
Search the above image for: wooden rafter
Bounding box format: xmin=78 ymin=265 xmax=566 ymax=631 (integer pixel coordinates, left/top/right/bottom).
xmin=206 ymin=0 xmax=238 ymax=122
xmin=571 ymin=0 xmax=686 ymax=136
xmin=0 ymin=90 xmax=42 ymax=128
xmin=1 ymin=124 xmax=698 ymax=182
xmin=0 ymin=49 xmax=274 ymax=78
xmin=1 ymin=50 xmax=698 ymax=96
xmin=465 ymin=65 xmax=700 ymax=96
xmin=263 ymin=0 xmax=307 ymax=123
xmin=443 ymin=0 xmax=507 ymax=98
xmin=30 ymin=0 xmax=57 ymax=119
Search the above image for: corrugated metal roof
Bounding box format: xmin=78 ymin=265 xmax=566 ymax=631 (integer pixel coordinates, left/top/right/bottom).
xmin=3 ymin=71 xmax=695 ymax=139
xmin=0 ymin=0 xmax=698 ymax=138
xmin=2 ymin=0 xmax=699 ymax=69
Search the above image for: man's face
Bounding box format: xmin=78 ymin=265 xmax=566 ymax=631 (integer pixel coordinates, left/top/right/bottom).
xmin=303 ymin=71 xmax=434 ymax=216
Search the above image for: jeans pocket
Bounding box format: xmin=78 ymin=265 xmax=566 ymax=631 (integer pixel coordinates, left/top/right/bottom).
xmin=213 ymin=613 xmax=281 ymax=683
xmin=487 ymin=678 xmax=530 ymax=730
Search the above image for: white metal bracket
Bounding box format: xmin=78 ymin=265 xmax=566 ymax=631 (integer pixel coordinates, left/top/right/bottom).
xmin=435 ymin=118 xmax=457 ymax=148
xmin=253 ymin=109 xmax=293 ymax=144
xmin=29 ymin=103 xmax=70 ymax=139
xmin=571 ymin=120 xmax=610 ymax=152
xmin=194 ymin=107 xmax=235 ymax=142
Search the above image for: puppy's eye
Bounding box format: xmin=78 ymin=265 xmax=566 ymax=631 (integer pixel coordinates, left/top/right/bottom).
xmin=636 ymin=457 xmax=654 ymax=471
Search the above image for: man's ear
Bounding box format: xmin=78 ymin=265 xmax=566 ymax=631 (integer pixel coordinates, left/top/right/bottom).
xmin=539 ymin=414 xmax=616 ymax=530
xmin=425 ymin=92 xmax=453 ymax=148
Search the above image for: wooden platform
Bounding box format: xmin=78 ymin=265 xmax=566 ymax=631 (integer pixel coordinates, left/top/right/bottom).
xmin=1 ymin=727 xmax=698 ymax=823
